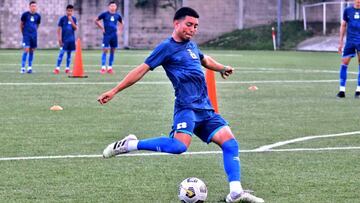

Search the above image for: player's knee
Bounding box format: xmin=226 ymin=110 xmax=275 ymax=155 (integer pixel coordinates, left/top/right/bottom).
xmin=221 ymin=139 xmax=239 ymax=153
xmin=170 ymin=139 xmax=187 ymax=154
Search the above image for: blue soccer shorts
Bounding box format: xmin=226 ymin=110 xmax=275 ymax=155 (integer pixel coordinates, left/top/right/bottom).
xmin=342 ymin=42 xmax=360 ymax=58
xmin=22 ymin=35 xmax=37 ymax=48
xmin=102 ymin=33 xmax=118 ymax=48
xmin=169 ymin=109 xmax=228 ymax=144
xmin=62 ymin=41 xmax=75 ymax=51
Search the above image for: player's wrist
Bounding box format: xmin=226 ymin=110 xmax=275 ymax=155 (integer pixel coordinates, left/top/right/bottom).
xmin=220 ymin=66 xmax=229 ymax=73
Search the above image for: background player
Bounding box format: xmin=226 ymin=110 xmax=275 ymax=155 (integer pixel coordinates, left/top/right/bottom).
xmin=98 ymin=7 xmax=264 ymax=203
xmin=54 ymin=4 xmax=77 ymax=75
xmin=95 ymin=1 xmax=123 ymax=74
xmin=20 ymin=1 xmax=41 ymax=74
xmin=337 ymin=0 xmax=360 ymax=98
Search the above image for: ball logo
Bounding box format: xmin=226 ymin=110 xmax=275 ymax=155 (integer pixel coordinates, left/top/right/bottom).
xmin=185 ymin=187 xmax=196 ymax=198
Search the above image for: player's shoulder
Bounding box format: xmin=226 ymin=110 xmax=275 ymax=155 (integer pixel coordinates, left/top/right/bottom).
xmin=21 ymin=11 xmax=29 ymax=17
xmin=345 ymin=6 xmax=355 ymax=12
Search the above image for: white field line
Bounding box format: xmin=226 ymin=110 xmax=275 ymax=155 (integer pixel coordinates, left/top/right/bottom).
xmin=0 ymin=79 xmax=357 ymax=86
xmin=1 ymin=146 xmax=360 ymax=161
xmin=0 ymin=53 xmax=244 ymax=57
xmin=253 ymin=131 xmax=360 ymax=152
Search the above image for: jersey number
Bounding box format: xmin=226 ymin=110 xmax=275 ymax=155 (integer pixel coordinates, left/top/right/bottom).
xmin=187 ymin=49 xmax=198 ymax=59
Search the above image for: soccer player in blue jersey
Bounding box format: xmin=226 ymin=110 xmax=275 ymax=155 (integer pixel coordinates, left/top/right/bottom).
xmin=20 ymin=1 xmax=41 ymax=74
xmin=337 ymin=0 xmax=360 ymax=98
xmin=95 ymin=1 xmax=123 ymax=74
xmin=98 ymin=7 xmax=264 ymax=203
xmin=54 ymin=4 xmax=77 ymax=75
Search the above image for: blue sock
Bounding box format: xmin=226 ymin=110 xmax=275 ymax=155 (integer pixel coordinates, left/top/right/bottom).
xmin=101 ymin=52 xmax=107 ymax=67
xmin=340 ymin=64 xmax=348 ymax=88
xmin=66 ymin=51 xmax=72 ymax=68
xmin=137 ymin=137 xmax=187 ymax=154
xmin=222 ymin=139 xmax=241 ymax=182
xmin=21 ymin=51 xmax=28 ymax=68
xmin=28 ymin=52 xmax=34 ymax=67
xmin=109 ymin=50 xmax=115 ymax=67
xmin=358 ymin=65 xmax=360 ymax=87
xmin=56 ymin=49 xmax=65 ymax=67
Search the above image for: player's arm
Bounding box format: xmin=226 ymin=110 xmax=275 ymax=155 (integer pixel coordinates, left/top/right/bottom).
xmin=57 ymin=26 xmax=62 ymax=46
xmin=338 ymin=20 xmax=347 ymax=54
xmin=201 ymin=55 xmax=234 ymax=79
xmin=20 ymin=21 xmax=24 ymax=34
xmin=94 ymin=17 xmax=105 ymax=33
xmin=97 ymin=63 xmax=151 ymax=104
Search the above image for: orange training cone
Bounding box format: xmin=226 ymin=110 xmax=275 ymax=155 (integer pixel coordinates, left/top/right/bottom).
xmin=205 ymin=69 xmax=219 ymax=113
xmin=69 ymin=38 xmax=88 ymax=78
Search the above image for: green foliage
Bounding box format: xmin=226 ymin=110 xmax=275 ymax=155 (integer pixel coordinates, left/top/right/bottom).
xmin=201 ymin=21 xmax=313 ymax=50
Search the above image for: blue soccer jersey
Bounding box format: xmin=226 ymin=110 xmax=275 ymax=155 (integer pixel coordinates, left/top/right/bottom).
xmin=145 ymin=37 xmax=213 ymax=112
xmin=21 ymin=11 xmax=41 ymax=37
xmin=58 ymin=16 xmax=77 ymax=43
xmin=97 ymin=11 xmax=122 ymax=35
xmin=343 ymin=6 xmax=360 ymax=43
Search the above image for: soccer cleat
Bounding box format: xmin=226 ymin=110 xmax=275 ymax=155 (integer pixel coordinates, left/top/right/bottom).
xmin=20 ymin=68 xmax=26 ymax=74
xmin=53 ymin=69 xmax=60 ymax=74
xmin=100 ymin=68 xmax=106 ymax=74
xmin=107 ymin=68 xmax=114 ymax=74
xmin=226 ymin=191 xmax=264 ymax=203
xmin=355 ymin=91 xmax=360 ymax=99
xmin=336 ymin=91 xmax=345 ymax=98
xmin=65 ymin=68 xmax=70 ymax=74
xmin=102 ymin=134 xmax=138 ymax=158
xmin=27 ymin=69 xmax=32 ymax=74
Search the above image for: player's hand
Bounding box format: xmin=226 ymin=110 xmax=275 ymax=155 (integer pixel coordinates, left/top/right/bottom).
xmin=338 ymin=44 xmax=343 ymax=54
xmin=220 ymin=66 xmax=234 ymax=79
xmin=68 ymin=15 xmax=73 ymax=21
xmin=97 ymin=90 xmax=116 ymax=105
xmin=58 ymin=40 xmax=63 ymax=47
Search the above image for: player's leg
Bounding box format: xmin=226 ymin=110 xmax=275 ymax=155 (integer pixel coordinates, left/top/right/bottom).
xmin=54 ymin=47 xmax=65 ymax=74
xmin=65 ymin=41 xmax=76 ymax=74
xmin=107 ymin=35 xmax=117 ymax=74
xmin=21 ymin=37 xmax=30 ymax=73
xmin=101 ymin=36 xmax=110 ymax=74
xmin=338 ymin=43 xmax=355 ymax=98
xmin=355 ymin=51 xmax=360 ymax=98
xmin=102 ymin=109 xmax=194 ymax=158
xmin=27 ymin=48 xmax=35 ymax=74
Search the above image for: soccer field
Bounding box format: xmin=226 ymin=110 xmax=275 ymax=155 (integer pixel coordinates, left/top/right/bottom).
xmin=0 ymin=49 xmax=359 ymax=203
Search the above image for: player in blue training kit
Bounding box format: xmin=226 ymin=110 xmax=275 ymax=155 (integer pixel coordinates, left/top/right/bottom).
xmin=54 ymin=4 xmax=77 ymax=75
xmin=98 ymin=7 xmax=264 ymax=203
xmin=95 ymin=1 xmax=123 ymax=74
xmin=20 ymin=1 xmax=41 ymax=74
xmin=337 ymin=0 xmax=360 ymax=98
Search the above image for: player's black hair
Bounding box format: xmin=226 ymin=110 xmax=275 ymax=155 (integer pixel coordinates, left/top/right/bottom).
xmin=173 ymin=7 xmax=199 ymax=21
xmin=29 ymin=1 xmax=36 ymax=6
xmin=108 ymin=1 xmax=116 ymax=6
xmin=66 ymin=4 xmax=74 ymax=10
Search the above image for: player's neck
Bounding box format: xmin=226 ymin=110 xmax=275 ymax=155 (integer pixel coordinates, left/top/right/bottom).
xmin=172 ymin=32 xmax=188 ymax=43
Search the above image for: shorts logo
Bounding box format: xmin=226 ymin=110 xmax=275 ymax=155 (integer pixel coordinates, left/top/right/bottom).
xmin=177 ymin=122 xmax=187 ymax=129
xmin=187 ymin=49 xmax=198 ymax=59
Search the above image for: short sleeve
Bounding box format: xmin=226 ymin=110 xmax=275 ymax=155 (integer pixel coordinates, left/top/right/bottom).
xmin=57 ymin=17 xmax=62 ymax=27
xmin=97 ymin=12 xmax=105 ymax=20
xmin=343 ymin=8 xmax=349 ymax=22
xmin=37 ymin=14 xmax=41 ymax=24
xmin=144 ymin=42 xmax=168 ymax=70
xmin=118 ymin=14 xmax=123 ymax=23
xmin=21 ymin=13 xmax=26 ymax=22
xmin=198 ymin=48 xmax=204 ymax=60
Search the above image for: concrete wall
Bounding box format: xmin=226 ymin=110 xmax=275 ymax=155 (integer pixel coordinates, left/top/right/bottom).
xmin=0 ymin=0 xmax=305 ymax=49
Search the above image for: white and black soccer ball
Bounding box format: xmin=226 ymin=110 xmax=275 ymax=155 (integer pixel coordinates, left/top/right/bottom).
xmin=178 ymin=177 xmax=208 ymax=203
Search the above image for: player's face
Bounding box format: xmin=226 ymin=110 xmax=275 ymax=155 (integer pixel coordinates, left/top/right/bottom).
xmin=108 ymin=3 xmax=117 ymax=13
xmin=66 ymin=8 xmax=73 ymax=16
xmin=355 ymin=0 xmax=360 ymax=7
xmin=29 ymin=3 xmax=37 ymax=13
xmin=174 ymin=16 xmax=199 ymax=41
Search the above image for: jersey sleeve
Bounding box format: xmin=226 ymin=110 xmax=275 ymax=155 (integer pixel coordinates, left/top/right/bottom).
xmin=57 ymin=17 xmax=62 ymax=27
xmin=21 ymin=13 xmax=26 ymax=22
xmin=343 ymin=8 xmax=349 ymax=22
xmin=97 ymin=12 xmax=105 ymax=20
xmin=144 ymin=42 xmax=169 ymax=70
xmin=37 ymin=14 xmax=41 ymax=25
xmin=118 ymin=14 xmax=123 ymax=23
